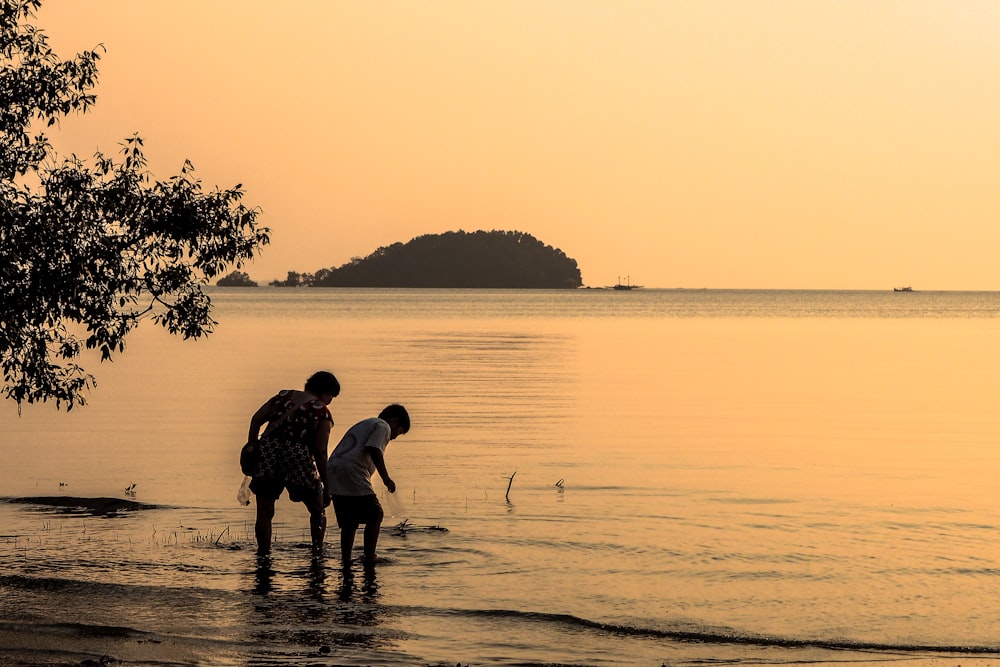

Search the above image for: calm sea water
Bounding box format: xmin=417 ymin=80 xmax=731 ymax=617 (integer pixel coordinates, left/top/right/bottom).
xmin=2 ymin=288 xmax=1000 ymax=666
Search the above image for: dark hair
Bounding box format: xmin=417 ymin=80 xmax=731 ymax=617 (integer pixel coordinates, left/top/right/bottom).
xmin=305 ymin=370 xmax=340 ymax=397
xmin=379 ymin=404 xmax=410 ymax=433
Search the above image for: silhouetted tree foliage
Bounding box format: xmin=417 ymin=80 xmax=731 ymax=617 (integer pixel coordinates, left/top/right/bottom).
xmin=0 ymin=0 xmax=268 ymax=410
xmin=269 ymin=271 xmax=313 ymax=287
xmin=216 ymin=271 xmax=257 ymax=287
xmin=311 ymin=230 xmax=582 ymax=288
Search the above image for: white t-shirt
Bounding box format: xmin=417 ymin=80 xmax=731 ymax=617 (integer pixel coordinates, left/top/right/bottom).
xmin=327 ymin=417 xmax=391 ymax=496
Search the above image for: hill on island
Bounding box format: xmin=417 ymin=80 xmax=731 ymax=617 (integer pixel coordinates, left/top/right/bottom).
xmin=303 ymin=230 xmax=582 ymax=288
xmin=216 ymin=270 xmax=257 ymax=287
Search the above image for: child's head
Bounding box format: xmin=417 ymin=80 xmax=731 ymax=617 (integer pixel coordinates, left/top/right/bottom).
xmin=379 ymin=404 xmax=410 ymax=439
xmin=305 ymin=370 xmax=341 ymax=399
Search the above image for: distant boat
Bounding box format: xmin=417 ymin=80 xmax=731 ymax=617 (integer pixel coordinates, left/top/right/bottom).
xmin=893 ymin=286 xmax=913 ymax=292
xmin=612 ymin=276 xmax=642 ymax=290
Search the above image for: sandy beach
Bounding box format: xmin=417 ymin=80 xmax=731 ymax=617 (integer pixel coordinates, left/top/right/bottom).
xmin=3 ymin=620 xmax=1000 ymax=667
xmin=0 ymin=625 xmax=204 ymax=667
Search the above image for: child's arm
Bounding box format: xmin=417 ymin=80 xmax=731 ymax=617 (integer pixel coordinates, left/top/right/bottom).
xmin=312 ymin=418 xmax=333 ymax=505
xmin=367 ymin=447 xmax=395 ymax=493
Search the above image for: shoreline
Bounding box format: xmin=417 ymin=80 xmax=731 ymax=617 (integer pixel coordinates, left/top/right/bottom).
xmin=3 ymin=620 xmax=1000 ymax=667
xmin=0 ymin=622 xmax=204 ymax=667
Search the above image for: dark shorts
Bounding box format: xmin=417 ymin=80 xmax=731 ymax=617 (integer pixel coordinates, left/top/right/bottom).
xmin=331 ymin=494 xmax=383 ymax=527
xmin=249 ymin=476 xmax=319 ymax=504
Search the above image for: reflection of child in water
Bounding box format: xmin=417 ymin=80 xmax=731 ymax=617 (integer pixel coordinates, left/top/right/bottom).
xmin=326 ymin=404 xmax=410 ymax=568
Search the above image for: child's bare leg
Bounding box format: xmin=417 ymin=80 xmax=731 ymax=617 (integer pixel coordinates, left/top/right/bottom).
xmin=304 ymin=493 xmax=326 ymax=552
xmin=255 ymin=496 xmax=276 ymax=556
xmin=363 ymin=520 xmax=381 ymax=563
xmin=309 ymin=508 xmax=326 ymax=552
xmin=340 ymin=524 xmax=358 ymax=566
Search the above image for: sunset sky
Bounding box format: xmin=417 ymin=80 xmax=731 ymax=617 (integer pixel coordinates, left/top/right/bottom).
xmin=39 ymin=1 xmax=1000 ymax=289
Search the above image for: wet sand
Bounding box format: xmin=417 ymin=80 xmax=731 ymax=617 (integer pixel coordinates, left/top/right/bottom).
xmin=2 ymin=622 xmax=998 ymax=667
xmin=0 ymin=623 xmax=204 ymax=667
xmin=4 ymin=496 xmax=163 ymax=517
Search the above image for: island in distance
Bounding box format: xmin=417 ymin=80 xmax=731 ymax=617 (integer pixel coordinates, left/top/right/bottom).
xmin=221 ymin=230 xmax=584 ymax=289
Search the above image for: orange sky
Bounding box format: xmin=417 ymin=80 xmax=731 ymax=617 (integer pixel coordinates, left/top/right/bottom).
xmin=38 ymin=1 xmax=1000 ymax=289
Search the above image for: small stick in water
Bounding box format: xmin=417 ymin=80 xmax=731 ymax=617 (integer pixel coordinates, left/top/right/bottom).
xmin=506 ymin=471 xmax=516 ymax=501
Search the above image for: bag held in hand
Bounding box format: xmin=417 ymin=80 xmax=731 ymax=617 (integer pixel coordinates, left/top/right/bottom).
xmin=240 ymin=441 xmax=259 ymax=476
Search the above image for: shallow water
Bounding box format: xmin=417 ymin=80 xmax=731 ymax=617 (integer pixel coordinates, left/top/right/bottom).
xmin=2 ymin=288 xmax=1000 ymax=665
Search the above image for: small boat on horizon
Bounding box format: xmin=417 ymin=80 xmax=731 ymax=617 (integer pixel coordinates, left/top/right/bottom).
xmin=893 ymin=286 xmax=913 ymax=292
xmin=612 ymin=276 xmax=642 ymax=290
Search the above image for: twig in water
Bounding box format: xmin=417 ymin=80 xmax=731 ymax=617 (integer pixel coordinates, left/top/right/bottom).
xmin=506 ymin=471 xmax=516 ymax=501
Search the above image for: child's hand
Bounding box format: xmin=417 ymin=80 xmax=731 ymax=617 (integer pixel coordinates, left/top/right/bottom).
xmin=385 ymin=478 xmax=396 ymax=493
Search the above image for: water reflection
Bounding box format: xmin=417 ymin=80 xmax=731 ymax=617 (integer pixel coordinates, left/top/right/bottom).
xmin=337 ymin=563 xmax=380 ymax=607
xmin=245 ymin=552 xmax=389 ymax=660
xmin=252 ymin=554 xmax=276 ymax=596
xmin=306 ymin=555 xmax=327 ymax=603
